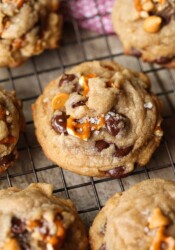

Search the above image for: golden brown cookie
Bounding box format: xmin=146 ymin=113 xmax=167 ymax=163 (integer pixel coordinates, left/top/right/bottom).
xmin=0 ymin=0 xmax=62 ymax=67
xmin=0 ymin=183 xmax=88 ymax=250
xmin=32 ymin=61 xmax=163 ymax=178
xmin=90 ymin=179 xmax=175 ymax=250
xmin=112 ymin=0 xmax=175 ymax=67
xmin=0 ymin=88 xmax=24 ymax=173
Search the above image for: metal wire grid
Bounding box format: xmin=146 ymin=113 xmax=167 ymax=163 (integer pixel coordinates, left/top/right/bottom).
xmin=0 ymin=0 xmax=175 ymax=225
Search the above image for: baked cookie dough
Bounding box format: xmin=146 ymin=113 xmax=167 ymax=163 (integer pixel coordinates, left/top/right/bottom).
xmin=112 ymin=0 xmax=175 ymax=67
xmin=33 ymin=61 xmax=163 ymax=178
xmin=0 ymin=183 xmax=88 ymax=250
xmin=0 ymin=0 xmax=62 ymax=67
xmin=0 ymin=88 xmax=24 ymax=173
xmin=90 ymin=179 xmax=175 ymax=250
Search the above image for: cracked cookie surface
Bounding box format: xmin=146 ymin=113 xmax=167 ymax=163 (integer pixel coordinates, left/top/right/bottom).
xmin=112 ymin=0 xmax=175 ymax=67
xmin=32 ymin=61 xmax=163 ymax=178
xmin=0 ymin=88 xmax=24 ymax=173
xmin=0 ymin=183 xmax=88 ymax=250
xmin=0 ymin=0 xmax=62 ymax=67
xmin=90 ymin=179 xmax=175 ymax=250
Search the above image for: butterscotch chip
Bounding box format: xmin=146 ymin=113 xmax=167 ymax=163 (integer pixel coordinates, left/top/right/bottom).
xmin=90 ymin=179 xmax=175 ymax=250
xmin=0 ymin=0 xmax=62 ymax=67
xmin=112 ymin=0 xmax=175 ymax=67
xmin=0 ymin=183 xmax=88 ymax=250
xmin=143 ymin=16 xmax=162 ymax=33
xmin=32 ymin=61 xmax=163 ymax=178
xmin=149 ymin=207 xmax=170 ymax=229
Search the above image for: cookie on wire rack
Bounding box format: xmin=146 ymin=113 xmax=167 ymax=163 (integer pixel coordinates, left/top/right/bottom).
xmin=112 ymin=0 xmax=175 ymax=67
xmin=0 ymin=0 xmax=62 ymax=67
xmin=90 ymin=179 xmax=175 ymax=250
xmin=0 ymin=88 xmax=24 ymax=173
xmin=33 ymin=60 xmax=163 ymax=178
xmin=0 ymin=183 xmax=88 ymax=250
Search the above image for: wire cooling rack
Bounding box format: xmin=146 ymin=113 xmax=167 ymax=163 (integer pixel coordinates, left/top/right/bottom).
xmin=0 ymin=0 xmax=175 ymax=227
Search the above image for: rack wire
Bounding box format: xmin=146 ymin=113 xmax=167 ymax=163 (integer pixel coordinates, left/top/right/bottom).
xmin=0 ymin=0 xmax=175 ymax=226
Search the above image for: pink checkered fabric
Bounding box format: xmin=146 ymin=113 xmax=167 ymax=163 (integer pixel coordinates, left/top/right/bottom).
xmin=63 ymin=0 xmax=115 ymax=34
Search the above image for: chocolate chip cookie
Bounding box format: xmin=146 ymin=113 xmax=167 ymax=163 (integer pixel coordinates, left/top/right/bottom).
xmin=90 ymin=179 xmax=175 ymax=250
xmin=0 ymin=0 xmax=62 ymax=67
xmin=32 ymin=61 xmax=163 ymax=178
xmin=0 ymin=88 xmax=24 ymax=173
xmin=0 ymin=183 xmax=88 ymax=250
xmin=112 ymin=0 xmax=175 ymax=67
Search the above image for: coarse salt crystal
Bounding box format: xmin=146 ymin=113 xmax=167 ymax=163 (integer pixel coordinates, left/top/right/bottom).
xmin=43 ymin=97 xmax=49 ymax=103
xmin=144 ymin=102 xmax=153 ymax=109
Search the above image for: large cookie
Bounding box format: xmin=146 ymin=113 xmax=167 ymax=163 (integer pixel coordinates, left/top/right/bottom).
xmin=90 ymin=179 xmax=175 ymax=250
xmin=112 ymin=0 xmax=175 ymax=67
xmin=0 ymin=88 xmax=24 ymax=173
xmin=33 ymin=61 xmax=163 ymax=178
xmin=0 ymin=0 xmax=62 ymax=67
xmin=0 ymin=183 xmax=88 ymax=250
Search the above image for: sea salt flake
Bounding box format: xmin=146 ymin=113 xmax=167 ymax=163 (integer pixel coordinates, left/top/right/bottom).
xmin=144 ymin=227 xmax=149 ymax=233
xmin=144 ymin=102 xmax=153 ymax=109
xmin=43 ymin=97 xmax=49 ymax=103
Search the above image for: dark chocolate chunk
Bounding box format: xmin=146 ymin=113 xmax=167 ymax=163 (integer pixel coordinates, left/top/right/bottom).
xmin=114 ymin=145 xmax=133 ymax=158
xmin=155 ymin=56 xmax=174 ymax=65
xmin=59 ymin=74 xmax=76 ymax=87
xmin=105 ymin=114 xmax=127 ymax=136
xmin=156 ymin=6 xmax=175 ymax=24
xmin=0 ymin=153 xmax=15 ymax=167
xmin=99 ymin=243 xmax=106 ymax=250
xmin=11 ymin=217 xmax=30 ymax=250
xmin=51 ymin=113 xmax=69 ymax=135
xmin=72 ymin=100 xmax=86 ymax=108
xmin=130 ymin=48 xmax=142 ymax=58
xmin=17 ymin=234 xmax=31 ymax=250
xmin=73 ymin=83 xmax=83 ymax=94
xmin=105 ymin=166 xmax=126 ymax=178
xmin=105 ymin=81 xmax=112 ymax=88
xmin=95 ymin=140 xmax=110 ymax=152
xmin=11 ymin=217 xmax=26 ymax=234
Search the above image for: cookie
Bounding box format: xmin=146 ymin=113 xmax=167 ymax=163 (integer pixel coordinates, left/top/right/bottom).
xmin=32 ymin=61 xmax=163 ymax=178
xmin=0 ymin=183 xmax=88 ymax=250
xmin=112 ymin=0 xmax=175 ymax=67
xmin=0 ymin=88 xmax=24 ymax=173
xmin=90 ymin=179 xmax=175 ymax=250
xmin=0 ymin=0 xmax=62 ymax=67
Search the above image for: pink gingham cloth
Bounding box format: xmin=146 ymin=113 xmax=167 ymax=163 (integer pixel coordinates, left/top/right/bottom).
xmin=63 ymin=0 xmax=115 ymax=34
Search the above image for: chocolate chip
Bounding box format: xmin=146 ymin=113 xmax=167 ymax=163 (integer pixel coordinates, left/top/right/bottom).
xmin=156 ymin=6 xmax=175 ymax=25
xmin=59 ymin=74 xmax=76 ymax=87
xmin=155 ymin=56 xmax=173 ymax=65
xmin=160 ymin=242 xmax=167 ymax=250
xmin=11 ymin=217 xmax=26 ymax=234
xmin=105 ymin=81 xmax=112 ymax=88
xmin=11 ymin=217 xmax=30 ymax=250
xmin=130 ymin=48 xmax=142 ymax=58
xmin=95 ymin=140 xmax=110 ymax=152
xmin=17 ymin=234 xmax=31 ymax=250
xmin=0 ymin=153 xmax=15 ymax=167
xmin=99 ymin=243 xmax=106 ymax=250
xmin=105 ymin=113 xmax=127 ymax=136
xmin=72 ymin=100 xmax=86 ymax=108
xmin=51 ymin=113 xmax=69 ymax=135
xmin=105 ymin=166 xmax=126 ymax=178
xmin=114 ymin=145 xmax=133 ymax=158
xmin=74 ymin=83 xmax=83 ymax=94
